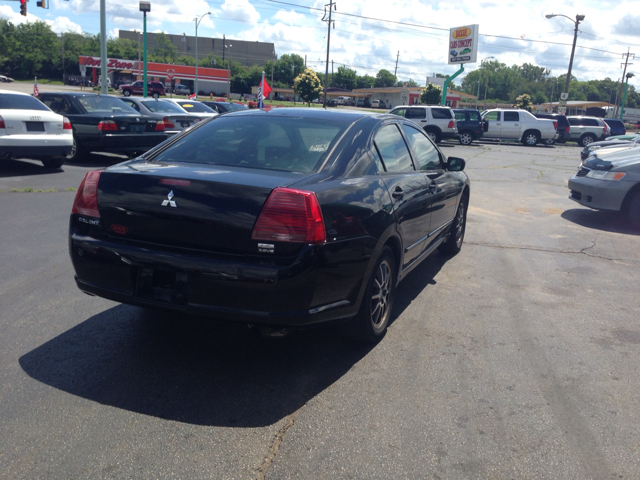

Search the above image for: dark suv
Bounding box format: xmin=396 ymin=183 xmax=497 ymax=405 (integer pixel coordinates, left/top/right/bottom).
xmin=453 ymin=109 xmax=483 ymax=145
xmin=119 ymin=81 xmax=166 ymax=99
xmin=603 ymin=119 xmax=626 ymax=137
xmin=533 ymin=113 xmax=571 ymax=145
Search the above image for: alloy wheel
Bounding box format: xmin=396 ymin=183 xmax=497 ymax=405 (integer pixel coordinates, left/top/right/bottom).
xmin=370 ymin=259 xmax=392 ymax=329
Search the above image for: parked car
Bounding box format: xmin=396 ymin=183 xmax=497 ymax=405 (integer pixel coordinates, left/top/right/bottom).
xmin=371 ymin=99 xmax=386 ymax=109
xmin=566 ymin=116 xmax=610 ymax=147
xmin=580 ymin=134 xmax=640 ymax=160
xmin=119 ymin=97 xmax=204 ymax=136
xmin=0 ymin=89 xmax=73 ymax=168
xmin=0 ymin=75 xmax=15 ymax=83
xmin=481 ymin=109 xmax=558 ymax=146
xmin=453 ymin=108 xmax=483 ymax=145
xmin=569 ymin=144 xmax=640 ymax=227
xmin=603 ymin=118 xmax=626 ymax=137
xmin=336 ymin=96 xmax=353 ymax=106
xmin=37 ymin=92 xmax=168 ymax=162
xmin=326 ymin=98 xmax=338 ymax=107
xmin=163 ymin=99 xmax=218 ymax=117
xmin=533 ymin=113 xmax=571 ymax=145
xmin=388 ymin=105 xmax=457 ymax=144
xmin=68 ymin=108 xmax=470 ymax=342
xmin=172 ymin=84 xmax=191 ymax=96
xmin=356 ymin=98 xmax=370 ymax=108
xmin=200 ymin=101 xmax=249 ymax=114
xmin=73 ymin=79 xmax=93 ymax=87
xmin=119 ymin=81 xmax=166 ymax=99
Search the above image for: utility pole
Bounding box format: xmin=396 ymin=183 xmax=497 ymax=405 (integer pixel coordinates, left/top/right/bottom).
xmin=331 ymin=60 xmax=334 ymax=87
xmin=321 ymin=0 xmax=335 ymax=108
xmin=100 ymin=0 xmax=107 ymax=94
xmin=61 ymin=33 xmax=65 ymax=85
xmin=614 ymin=48 xmax=634 ymax=118
xmin=222 ymin=34 xmax=225 ymax=61
xmin=394 ymin=51 xmax=399 ymax=77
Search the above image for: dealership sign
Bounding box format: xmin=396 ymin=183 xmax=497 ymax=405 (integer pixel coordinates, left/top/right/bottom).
xmin=448 ymin=24 xmax=479 ymax=65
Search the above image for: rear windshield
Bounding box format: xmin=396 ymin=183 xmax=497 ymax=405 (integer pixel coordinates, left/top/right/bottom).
xmin=605 ymin=119 xmax=624 ymax=127
xmin=177 ymin=102 xmax=215 ymax=113
xmin=141 ymin=100 xmax=186 ymax=113
xmin=150 ymin=115 xmax=349 ymax=173
xmin=0 ymin=94 xmax=50 ymax=111
xmin=226 ymin=103 xmax=248 ymax=111
xmin=77 ymin=95 xmax=137 ymax=114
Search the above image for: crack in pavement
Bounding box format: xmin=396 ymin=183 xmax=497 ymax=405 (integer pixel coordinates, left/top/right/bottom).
xmin=256 ymin=410 xmax=300 ymax=480
xmin=465 ymin=240 xmax=640 ymax=266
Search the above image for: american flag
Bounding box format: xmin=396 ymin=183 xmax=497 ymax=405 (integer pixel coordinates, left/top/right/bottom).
xmin=33 ymin=77 xmax=39 ymax=97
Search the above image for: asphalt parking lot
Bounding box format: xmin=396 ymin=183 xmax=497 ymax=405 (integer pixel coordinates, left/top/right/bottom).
xmin=1 ymin=141 xmax=639 ymax=479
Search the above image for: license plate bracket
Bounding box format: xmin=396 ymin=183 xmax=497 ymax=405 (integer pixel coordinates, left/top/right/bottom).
xmin=26 ymin=122 xmax=45 ymax=132
xmin=136 ymin=267 xmax=187 ymax=305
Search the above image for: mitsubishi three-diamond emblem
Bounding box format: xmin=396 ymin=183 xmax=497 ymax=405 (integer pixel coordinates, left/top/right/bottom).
xmin=161 ymin=190 xmax=177 ymax=207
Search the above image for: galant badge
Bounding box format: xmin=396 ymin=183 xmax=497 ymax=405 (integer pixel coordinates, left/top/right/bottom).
xmin=161 ymin=190 xmax=177 ymax=207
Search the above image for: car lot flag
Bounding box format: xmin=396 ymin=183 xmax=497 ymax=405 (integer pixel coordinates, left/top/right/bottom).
xmin=33 ymin=76 xmax=39 ymax=97
xmin=188 ymin=92 xmax=196 ymax=100
xmin=257 ymin=72 xmax=271 ymax=109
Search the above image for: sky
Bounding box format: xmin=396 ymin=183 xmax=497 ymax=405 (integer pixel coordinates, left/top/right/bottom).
xmin=0 ymin=0 xmax=638 ymax=91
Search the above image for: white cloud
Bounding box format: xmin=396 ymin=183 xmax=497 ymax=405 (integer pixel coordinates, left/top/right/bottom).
xmin=45 ymin=16 xmax=83 ymax=34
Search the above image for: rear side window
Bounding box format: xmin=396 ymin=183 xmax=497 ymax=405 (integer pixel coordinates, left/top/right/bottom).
xmin=431 ymin=108 xmax=452 ymax=119
xmin=373 ymin=124 xmax=415 ymax=173
xmin=0 ymin=94 xmax=50 ymax=111
xmin=504 ymin=111 xmax=519 ymax=121
xmin=455 ymin=112 xmax=466 ymax=121
xmin=149 ymin=115 xmax=348 ymax=173
xmin=401 ymin=124 xmax=441 ymax=171
xmin=406 ymin=108 xmax=426 ymax=120
xmin=468 ymin=111 xmax=479 ymax=121
xmin=584 ymin=118 xmax=599 ymax=126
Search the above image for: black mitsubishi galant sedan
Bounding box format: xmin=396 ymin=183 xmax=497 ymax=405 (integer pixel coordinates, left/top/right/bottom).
xmin=69 ymin=108 xmax=470 ymax=342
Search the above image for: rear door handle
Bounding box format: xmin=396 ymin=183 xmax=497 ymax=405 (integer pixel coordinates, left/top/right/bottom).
xmin=391 ymin=186 xmax=404 ymax=199
xmin=428 ymin=182 xmax=437 ymax=193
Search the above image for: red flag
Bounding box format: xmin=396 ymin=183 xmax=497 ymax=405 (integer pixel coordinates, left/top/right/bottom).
xmin=33 ymin=78 xmax=39 ymax=97
xmin=188 ymin=92 xmax=196 ymax=100
xmin=261 ymin=78 xmax=272 ymax=99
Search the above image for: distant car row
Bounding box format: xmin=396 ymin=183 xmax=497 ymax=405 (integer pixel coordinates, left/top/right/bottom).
xmin=0 ymin=89 xmax=247 ymax=168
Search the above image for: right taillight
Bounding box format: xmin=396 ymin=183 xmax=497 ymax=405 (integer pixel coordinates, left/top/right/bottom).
xmin=72 ymin=171 xmax=101 ymax=218
xmin=252 ymin=187 xmax=326 ymax=244
xmin=0 ymin=115 xmax=5 ymax=129
xmin=553 ymin=121 xmax=558 ymax=130
xmin=448 ymin=120 xmax=454 ymax=128
xmin=97 ymin=120 xmax=118 ymax=131
xmin=565 ymin=126 xmax=570 ymax=132
xmin=62 ymin=116 xmax=72 ymax=130
xmin=162 ymin=118 xmax=175 ymax=128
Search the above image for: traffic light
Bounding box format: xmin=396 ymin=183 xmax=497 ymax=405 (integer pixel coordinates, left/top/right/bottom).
xmin=20 ymin=0 xmax=27 ymax=16
xmin=37 ymin=0 xmax=46 ymax=7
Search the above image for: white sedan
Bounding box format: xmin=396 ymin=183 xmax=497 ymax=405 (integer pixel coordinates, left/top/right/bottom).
xmin=0 ymin=89 xmax=73 ymax=168
xmin=162 ymin=98 xmax=219 ymax=118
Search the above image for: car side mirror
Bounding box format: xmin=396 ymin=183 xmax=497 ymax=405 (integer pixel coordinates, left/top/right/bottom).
xmin=447 ymin=157 xmax=466 ymax=172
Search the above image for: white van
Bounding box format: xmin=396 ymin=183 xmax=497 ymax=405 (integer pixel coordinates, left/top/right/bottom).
xmin=336 ymin=96 xmax=352 ymax=106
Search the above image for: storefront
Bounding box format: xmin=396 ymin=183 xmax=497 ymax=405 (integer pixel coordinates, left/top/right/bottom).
xmin=77 ymin=55 xmax=230 ymax=95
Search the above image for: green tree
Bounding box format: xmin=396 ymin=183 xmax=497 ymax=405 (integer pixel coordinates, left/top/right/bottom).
xmin=150 ymin=33 xmax=178 ymax=63
xmin=293 ymin=68 xmax=323 ymax=106
xmin=513 ymin=93 xmax=533 ymax=111
xmin=356 ymin=74 xmax=375 ymax=89
xmin=334 ymin=66 xmax=357 ymax=90
xmin=374 ymin=69 xmax=396 ymax=87
xmin=420 ymin=83 xmax=442 ymax=105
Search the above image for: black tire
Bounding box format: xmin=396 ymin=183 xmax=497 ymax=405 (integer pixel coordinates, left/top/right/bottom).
xmin=626 ymin=190 xmax=640 ymax=229
xmin=440 ymin=194 xmax=468 ymax=255
xmin=65 ymin=136 xmax=88 ymax=163
xmin=425 ymin=128 xmax=442 ymax=144
xmin=543 ymin=138 xmax=556 ymax=146
xmin=459 ymin=131 xmax=474 ymax=145
xmin=123 ymin=90 xmax=131 ymax=97
xmin=580 ymin=134 xmax=596 ymax=147
xmin=152 ymin=92 xmax=159 ymax=99
xmin=521 ymin=130 xmax=540 ymax=146
xmin=41 ymin=157 xmax=64 ymax=168
xmin=342 ymin=246 xmax=396 ymax=343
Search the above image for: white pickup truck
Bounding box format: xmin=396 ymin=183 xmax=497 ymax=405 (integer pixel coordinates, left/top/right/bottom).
xmin=481 ymin=109 xmax=558 ymax=146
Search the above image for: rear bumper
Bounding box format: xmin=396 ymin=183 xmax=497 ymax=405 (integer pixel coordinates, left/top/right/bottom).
xmin=0 ymin=135 xmax=73 ymax=158
xmin=70 ymin=231 xmax=369 ymax=326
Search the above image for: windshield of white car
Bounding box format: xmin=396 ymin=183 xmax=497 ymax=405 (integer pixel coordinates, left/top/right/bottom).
xmin=0 ymin=94 xmax=50 ymax=111
xmin=149 ymin=115 xmax=348 ymax=173
xmin=176 ymin=102 xmax=216 ymax=113
xmin=141 ymin=100 xmax=186 ymax=113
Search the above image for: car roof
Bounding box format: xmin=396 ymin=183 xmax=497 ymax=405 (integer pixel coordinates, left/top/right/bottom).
xmin=225 ymin=107 xmax=381 ymax=122
xmin=0 ymin=89 xmax=29 ymax=96
xmin=38 ymin=92 xmax=119 ymax=98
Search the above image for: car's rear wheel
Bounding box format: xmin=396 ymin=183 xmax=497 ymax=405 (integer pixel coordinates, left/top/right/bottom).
xmin=41 ymin=157 xmax=64 ymax=169
xmin=580 ymin=133 xmax=596 ymax=147
xmin=440 ymin=194 xmax=468 ymax=255
xmin=544 ymin=138 xmax=556 ymax=145
xmin=425 ymin=128 xmax=442 ymax=144
xmin=65 ymin=136 xmax=87 ymax=163
xmin=522 ymin=130 xmax=540 ymax=146
xmin=627 ymin=190 xmax=640 ymax=228
xmin=459 ymin=131 xmax=474 ymax=145
xmin=123 ymin=90 xmax=131 ymax=97
xmin=343 ymin=246 xmax=396 ymax=343
xmin=152 ymin=92 xmax=159 ymax=99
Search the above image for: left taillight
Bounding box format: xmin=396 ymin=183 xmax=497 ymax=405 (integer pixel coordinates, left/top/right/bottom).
xmin=63 ymin=116 xmax=72 ymax=130
xmin=252 ymin=187 xmax=326 ymax=244
xmin=0 ymin=115 xmax=5 ymax=129
xmin=162 ymin=118 xmax=174 ymax=129
xmin=72 ymin=171 xmax=101 ymax=218
xmin=553 ymin=121 xmax=558 ymax=130
xmin=448 ymin=120 xmax=454 ymax=129
xmin=155 ymin=121 xmax=166 ymax=131
xmin=97 ymin=120 xmax=117 ymax=131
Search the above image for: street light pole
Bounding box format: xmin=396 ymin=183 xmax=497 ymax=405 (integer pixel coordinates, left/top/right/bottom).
xmin=620 ymin=72 xmax=635 ymax=121
xmin=194 ymin=12 xmax=211 ymax=99
xmin=545 ymin=13 xmax=585 ymax=102
xmin=139 ymin=2 xmax=150 ymax=98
